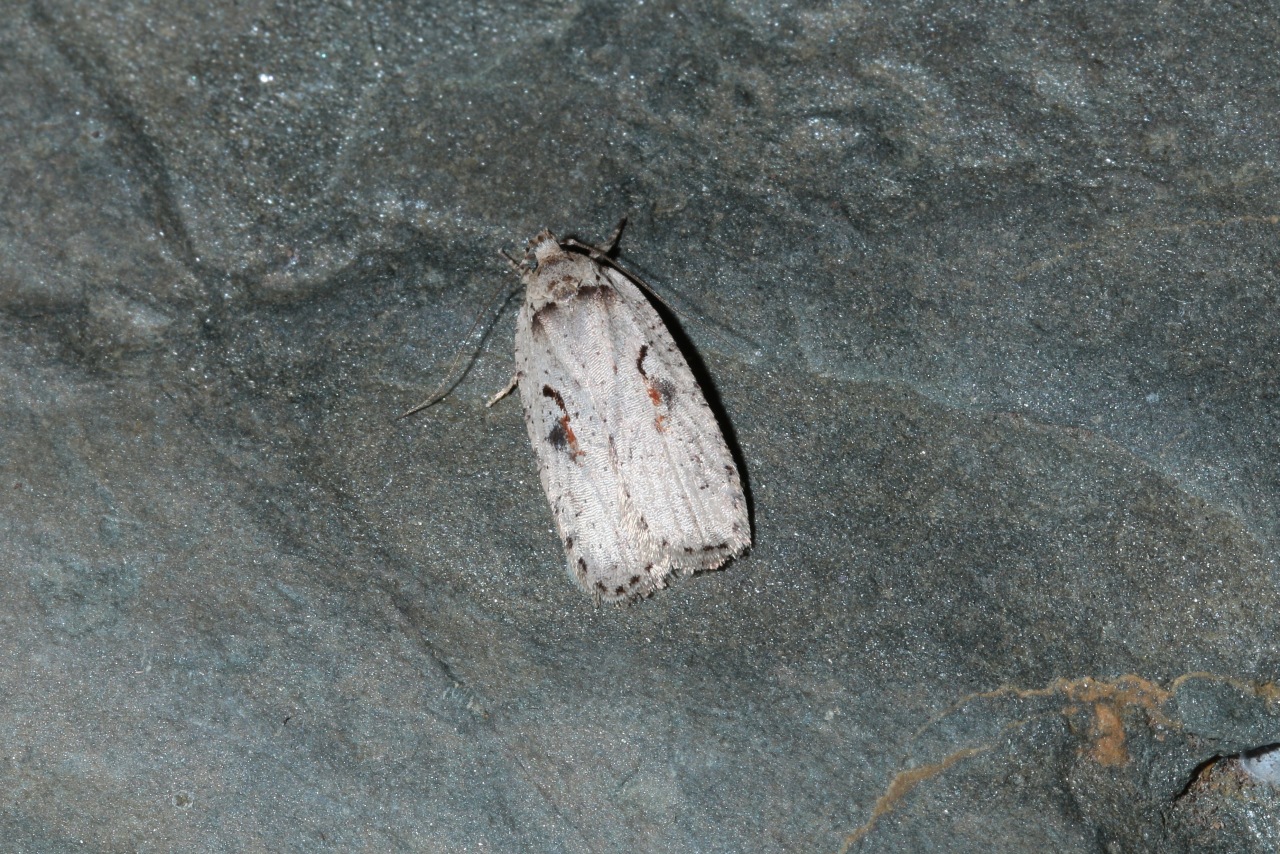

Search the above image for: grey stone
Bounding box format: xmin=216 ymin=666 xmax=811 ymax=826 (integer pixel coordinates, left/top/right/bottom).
xmin=2 ymin=1 xmax=1278 ymax=851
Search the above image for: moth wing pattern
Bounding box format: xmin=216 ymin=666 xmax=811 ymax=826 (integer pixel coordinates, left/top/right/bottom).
xmin=513 ymin=232 xmax=749 ymax=602
xmin=593 ymin=266 xmax=751 ymax=570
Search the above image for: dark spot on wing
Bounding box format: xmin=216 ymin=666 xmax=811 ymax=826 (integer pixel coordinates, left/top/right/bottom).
xmin=577 ymin=284 xmax=615 ymax=302
xmin=547 ymin=420 xmax=568 ymax=450
xmin=634 ymin=340 xmax=677 ymax=412
xmin=542 ymin=385 xmax=567 ymax=411
xmin=543 ymin=385 xmax=583 ymax=460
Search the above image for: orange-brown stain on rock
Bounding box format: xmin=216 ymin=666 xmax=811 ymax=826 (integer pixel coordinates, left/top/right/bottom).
xmin=837 ymin=746 xmax=990 ymax=854
xmin=1089 ymin=702 xmax=1129 ymax=766
xmin=1059 ymin=675 xmax=1175 ymax=767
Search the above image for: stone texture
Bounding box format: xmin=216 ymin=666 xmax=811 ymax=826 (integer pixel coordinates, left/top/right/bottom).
xmin=2 ymin=1 xmax=1279 ymax=851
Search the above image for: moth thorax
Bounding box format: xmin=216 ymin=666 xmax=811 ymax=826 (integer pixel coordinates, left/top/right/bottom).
xmin=530 ymin=233 xmax=563 ymax=267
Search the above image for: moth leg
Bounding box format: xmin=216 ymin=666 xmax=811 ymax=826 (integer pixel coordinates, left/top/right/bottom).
xmin=486 ymin=374 xmax=519 ymax=407
xmin=599 ymin=216 xmax=627 ymax=254
xmin=498 ymin=249 xmax=523 ymax=275
xmin=564 ymin=216 xmax=628 ymax=259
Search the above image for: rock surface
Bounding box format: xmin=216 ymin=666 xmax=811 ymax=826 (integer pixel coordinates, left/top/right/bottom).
xmin=2 ymin=2 xmax=1278 ymax=851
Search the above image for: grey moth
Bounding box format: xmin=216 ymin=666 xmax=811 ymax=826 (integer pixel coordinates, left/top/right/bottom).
xmin=495 ymin=222 xmax=750 ymax=603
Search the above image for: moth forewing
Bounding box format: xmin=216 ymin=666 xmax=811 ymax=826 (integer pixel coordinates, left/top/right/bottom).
xmin=509 ymin=227 xmax=749 ymax=603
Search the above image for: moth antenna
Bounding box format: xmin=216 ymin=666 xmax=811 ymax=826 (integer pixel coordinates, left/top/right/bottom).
xmin=399 ymin=253 xmax=522 ymax=418
xmin=399 ymin=371 xmax=459 ymax=418
xmin=570 ymin=225 xmax=757 ymax=355
xmin=563 ymin=216 xmax=627 ymax=259
xmin=498 ymin=248 xmax=524 ymax=274
xmin=600 ymin=216 xmax=627 ymax=254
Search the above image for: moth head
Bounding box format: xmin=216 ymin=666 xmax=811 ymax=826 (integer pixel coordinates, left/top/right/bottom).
xmin=525 ymin=230 xmax=562 ymax=269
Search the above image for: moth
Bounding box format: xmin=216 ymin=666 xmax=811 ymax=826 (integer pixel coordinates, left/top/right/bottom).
xmin=444 ymin=221 xmax=751 ymax=603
